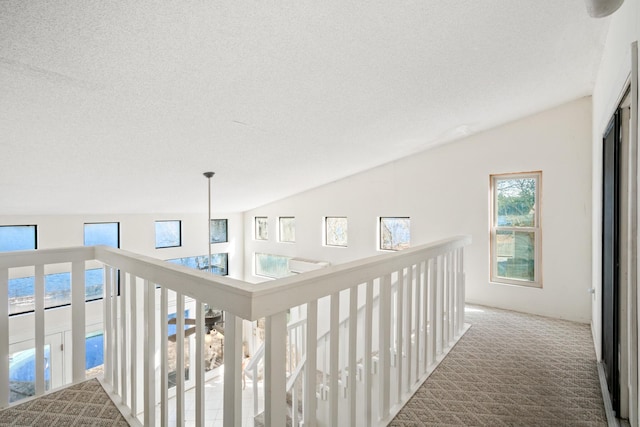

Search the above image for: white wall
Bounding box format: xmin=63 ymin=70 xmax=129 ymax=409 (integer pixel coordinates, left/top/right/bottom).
xmin=244 ymin=97 xmax=593 ymax=323
xmin=591 ymin=0 xmax=640 ymax=360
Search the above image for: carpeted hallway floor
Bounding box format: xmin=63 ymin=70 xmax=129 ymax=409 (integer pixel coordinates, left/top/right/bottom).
xmin=0 ymin=378 xmax=129 ymax=426
xmin=0 ymin=305 xmax=607 ymax=426
xmin=391 ymin=305 xmax=607 ymax=426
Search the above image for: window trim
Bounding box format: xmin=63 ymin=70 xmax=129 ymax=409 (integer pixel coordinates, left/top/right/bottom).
xmin=278 ymin=216 xmax=296 ymax=243
xmin=155 ymin=220 xmax=182 ymax=249
xmin=489 ymin=171 xmax=542 ymax=288
xmin=324 ymin=216 xmax=348 ymax=248
xmin=83 ymin=222 xmax=120 ymax=248
xmin=0 ymin=224 xmax=38 ymax=252
xmin=254 ymin=217 xmax=268 ymax=241
xmin=379 ymin=217 xmax=411 ymax=251
xmin=210 ymin=219 xmax=228 ymax=244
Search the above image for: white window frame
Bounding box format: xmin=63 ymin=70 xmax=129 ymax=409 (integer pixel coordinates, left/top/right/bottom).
xmin=278 ymin=217 xmax=296 ymax=243
xmin=490 ymin=171 xmax=542 ymax=288
xmin=324 ymin=216 xmax=348 ymax=248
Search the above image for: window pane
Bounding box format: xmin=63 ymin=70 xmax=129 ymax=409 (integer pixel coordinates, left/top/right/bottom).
xmin=45 ymin=272 xmax=71 ymax=309
xmin=279 ymin=217 xmax=295 ymax=243
xmin=167 ymin=253 xmax=228 ymax=276
xmin=9 ymin=276 xmax=35 ymax=315
xmin=9 ymin=269 xmax=104 ymax=315
xmin=380 ymin=217 xmax=410 ymax=251
xmin=86 ymin=332 xmax=104 ymax=376
xmin=156 ymin=220 xmax=181 ymax=248
xmin=210 ymin=219 xmax=228 ymax=244
xmin=255 ymin=253 xmax=293 ymax=278
xmin=0 ymin=225 xmax=37 ymax=252
xmin=255 ymin=217 xmax=268 ymax=240
xmin=495 ymin=230 xmax=535 ymax=281
xmin=84 ymin=223 xmax=119 ymax=247
xmin=85 ymin=268 xmax=104 ymax=302
xmin=326 ymin=217 xmax=348 ymax=247
xmin=495 ymin=177 xmax=536 ymax=227
xmin=9 ymin=345 xmax=51 ymax=403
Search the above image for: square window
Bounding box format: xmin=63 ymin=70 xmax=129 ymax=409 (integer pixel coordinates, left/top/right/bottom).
xmin=279 ymin=217 xmax=295 ymax=243
xmin=0 ymin=225 xmax=37 ymax=252
xmin=255 ymin=217 xmax=268 ymax=240
xmin=155 ymin=220 xmax=181 ymax=248
xmin=210 ymin=219 xmax=228 ymax=244
xmin=325 ymin=217 xmax=348 ymax=247
xmin=380 ymin=217 xmax=410 ymax=251
xmin=490 ymin=172 xmax=541 ymax=287
xmin=84 ymin=223 xmax=119 ymax=248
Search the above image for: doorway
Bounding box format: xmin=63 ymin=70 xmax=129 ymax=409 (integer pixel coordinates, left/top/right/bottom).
xmin=602 ymin=108 xmax=621 ymax=415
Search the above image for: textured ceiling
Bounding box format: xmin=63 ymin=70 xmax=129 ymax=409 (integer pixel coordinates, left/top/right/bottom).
xmin=0 ymin=1 xmax=609 ymax=215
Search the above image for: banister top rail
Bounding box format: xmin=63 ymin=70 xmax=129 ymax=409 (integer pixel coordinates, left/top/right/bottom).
xmin=0 ymin=246 xmax=94 ymax=269
xmin=248 ymin=235 xmax=471 ymax=318
xmin=0 ymin=235 xmax=471 ymax=321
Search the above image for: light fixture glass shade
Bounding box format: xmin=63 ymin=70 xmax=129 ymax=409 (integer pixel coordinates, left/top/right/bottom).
xmin=585 ymin=0 xmax=624 ymax=17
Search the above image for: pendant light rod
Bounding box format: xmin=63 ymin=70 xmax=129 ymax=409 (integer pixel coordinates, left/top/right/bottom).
xmin=203 ymin=172 xmax=215 ymax=274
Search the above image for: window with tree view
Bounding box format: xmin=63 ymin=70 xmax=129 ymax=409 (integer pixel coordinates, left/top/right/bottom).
xmin=490 ymin=172 xmax=541 ymax=287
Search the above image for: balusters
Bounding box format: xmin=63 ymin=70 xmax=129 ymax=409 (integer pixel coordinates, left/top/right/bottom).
xmin=329 ymin=292 xmax=340 ymax=426
xmin=379 ymin=273 xmax=392 ymax=420
xmin=143 ymin=279 xmax=155 ymax=427
xmin=265 ymin=311 xmax=287 ymax=427
xmin=223 ymin=312 xmax=242 ymax=427
xmin=176 ymin=292 xmax=185 ymax=427
xmin=0 ymin=267 xmax=8 ymax=408
xmin=160 ymin=287 xmax=169 ymax=426
xmin=34 ymin=264 xmax=45 ymax=395
xmin=71 ymin=260 xmax=86 ymax=383
xmin=304 ymin=300 xmax=318 ymax=427
xmin=348 ymin=285 xmax=358 ymax=427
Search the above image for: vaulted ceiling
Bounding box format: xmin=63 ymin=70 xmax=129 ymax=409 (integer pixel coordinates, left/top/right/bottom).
xmin=0 ymin=1 xmax=609 ymax=215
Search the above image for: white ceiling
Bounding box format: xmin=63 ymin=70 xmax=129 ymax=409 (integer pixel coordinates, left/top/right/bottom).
xmin=0 ymin=1 xmax=609 ymax=215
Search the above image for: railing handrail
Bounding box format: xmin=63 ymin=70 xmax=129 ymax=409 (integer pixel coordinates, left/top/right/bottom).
xmin=248 ymin=235 xmax=471 ymax=318
xmin=0 ymin=235 xmax=471 ymax=322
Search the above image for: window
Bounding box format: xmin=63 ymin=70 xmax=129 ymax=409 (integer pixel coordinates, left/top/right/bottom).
xmin=167 ymin=253 xmax=228 ymax=276
xmin=325 ymin=217 xmax=348 ymax=247
xmin=8 ymin=268 xmax=105 ymax=315
xmin=490 ymin=172 xmax=541 ymax=287
xmin=0 ymin=225 xmax=37 ymax=252
xmin=255 ymin=253 xmax=293 ymax=279
xmin=255 ymin=217 xmax=268 ymax=240
xmin=210 ymin=219 xmax=228 ymax=244
xmin=155 ymin=220 xmax=181 ymax=248
xmin=279 ymin=217 xmax=295 ymax=243
xmin=84 ymin=222 xmax=119 ymax=248
xmin=380 ymin=217 xmax=410 ymax=251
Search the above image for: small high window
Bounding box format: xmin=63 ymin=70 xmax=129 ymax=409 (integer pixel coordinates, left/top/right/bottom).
xmin=380 ymin=217 xmax=410 ymax=251
xmin=210 ymin=219 xmax=228 ymax=244
xmin=279 ymin=217 xmax=296 ymax=243
xmin=255 ymin=217 xmax=268 ymax=240
xmin=490 ymin=171 xmax=541 ymax=287
xmin=84 ymin=222 xmax=119 ymax=248
xmin=0 ymin=225 xmax=37 ymax=252
xmin=155 ymin=220 xmax=181 ymax=248
xmin=325 ymin=217 xmax=348 ymax=247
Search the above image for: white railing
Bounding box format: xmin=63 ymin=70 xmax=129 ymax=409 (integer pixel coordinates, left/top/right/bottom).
xmin=0 ymin=235 xmax=471 ymax=426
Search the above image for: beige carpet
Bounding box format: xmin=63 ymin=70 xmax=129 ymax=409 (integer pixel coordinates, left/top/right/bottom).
xmin=391 ymin=305 xmax=607 ymax=426
xmin=0 ymin=378 xmax=129 ymax=426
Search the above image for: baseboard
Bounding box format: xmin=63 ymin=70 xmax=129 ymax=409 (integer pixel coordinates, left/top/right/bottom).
xmin=597 ymin=362 xmax=630 ymax=427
